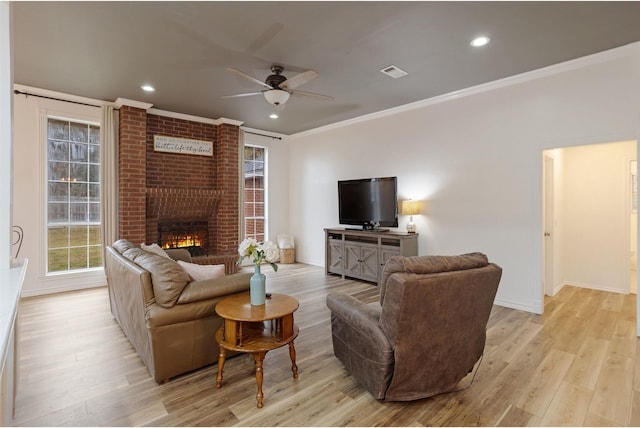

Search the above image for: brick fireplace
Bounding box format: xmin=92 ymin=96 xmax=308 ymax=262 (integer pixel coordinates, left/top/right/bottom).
xmin=157 ymin=221 xmax=209 ymax=255
xmin=118 ymin=105 xmax=241 ymax=273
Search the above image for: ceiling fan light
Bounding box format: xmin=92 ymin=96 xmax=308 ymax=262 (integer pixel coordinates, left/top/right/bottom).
xmin=263 ymin=89 xmax=290 ymax=106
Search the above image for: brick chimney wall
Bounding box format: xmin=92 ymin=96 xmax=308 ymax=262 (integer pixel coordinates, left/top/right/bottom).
xmin=117 ymin=109 xmax=240 ymax=261
xmin=145 ymin=115 xmax=216 ymax=189
xmin=118 ymin=105 xmax=147 ymax=243
xmin=215 ymin=123 xmax=240 ymax=255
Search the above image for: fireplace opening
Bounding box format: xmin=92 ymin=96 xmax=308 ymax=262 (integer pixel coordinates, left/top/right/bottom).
xmin=158 ymin=221 xmax=209 ymax=257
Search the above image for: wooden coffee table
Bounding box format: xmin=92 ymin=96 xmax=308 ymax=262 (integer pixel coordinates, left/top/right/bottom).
xmin=214 ymin=292 xmax=299 ymax=408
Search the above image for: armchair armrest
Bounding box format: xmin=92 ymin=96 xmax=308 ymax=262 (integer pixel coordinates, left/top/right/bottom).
xmin=326 ymin=291 xmax=394 ymax=399
xmin=327 ymin=292 xmax=380 ymax=324
xmin=326 ymin=292 xmax=390 ymax=348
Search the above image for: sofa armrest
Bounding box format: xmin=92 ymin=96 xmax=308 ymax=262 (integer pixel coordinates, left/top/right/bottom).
xmin=176 ymin=272 xmax=251 ymax=304
xmin=326 ymin=292 xmax=387 ymax=343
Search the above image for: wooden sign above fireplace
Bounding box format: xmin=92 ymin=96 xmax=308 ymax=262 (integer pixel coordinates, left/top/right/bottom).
xmin=153 ymin=135 xmax=213 ymax=156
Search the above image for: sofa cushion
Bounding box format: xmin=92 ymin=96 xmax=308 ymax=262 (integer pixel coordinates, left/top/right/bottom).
xmin=112 ymin=239 xmax=137 ymax=254
xmin=141 ymin=243 xmax=171 ymax=259
xmin=123 ymin=247 xmax=190 ymax=308
xmin=178 ymin=261 xmax=225 ymax=282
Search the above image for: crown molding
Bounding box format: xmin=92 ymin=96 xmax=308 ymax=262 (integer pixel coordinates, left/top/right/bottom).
xmin=292 ymin=41 xmax=640 ymax=138
xmin=114 ymin=98 xmax=153 ymax=111
xmin=218 ymin=117 xmax=244 ymax=127
xmin=147 ymin=107 xmax=218 ymax=125
xmin=145 ymin=109 xmax=245 ymax=127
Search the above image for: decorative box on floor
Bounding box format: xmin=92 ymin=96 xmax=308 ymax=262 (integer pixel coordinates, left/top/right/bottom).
xmin=279 ymin=248 xmax=295 ymax=264
xmin=277 ymin=233 xmax=295 ymax=264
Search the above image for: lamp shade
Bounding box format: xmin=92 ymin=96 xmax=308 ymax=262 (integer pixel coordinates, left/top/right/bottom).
xmin=263 ymin=89 xmax=290 ymax=106
xmin=401 ymin=200 xmax=419 ymax=216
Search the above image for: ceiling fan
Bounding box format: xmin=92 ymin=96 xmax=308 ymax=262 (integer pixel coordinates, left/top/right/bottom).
xmin=222 ymin=65 xmax=333 ymax=109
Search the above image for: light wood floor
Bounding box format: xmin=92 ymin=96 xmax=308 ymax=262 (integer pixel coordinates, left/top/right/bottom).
xmin=12 ymin=263 xmax=640 ymax=426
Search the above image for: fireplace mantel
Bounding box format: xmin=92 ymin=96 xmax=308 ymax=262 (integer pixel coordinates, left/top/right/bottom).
xmin=146 ymin=188 xmax=222 ymax=221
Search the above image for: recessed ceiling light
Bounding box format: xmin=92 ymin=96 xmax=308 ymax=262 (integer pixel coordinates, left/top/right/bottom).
xmin=269 ymin=112 xmax=278 ymax=119
xmin=470 ymin=36 xmax=490 ymax=47
xmin=141 ymin=84 xmax=155 ymax=92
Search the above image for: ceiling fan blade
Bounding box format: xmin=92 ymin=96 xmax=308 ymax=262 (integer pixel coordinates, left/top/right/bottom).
xmin=226 ymin=67 xmax=272 ymax=89
xmin=289 ymin=89 xmax=334 ymax=102
xmin=220 ymin=91 xmax=263 ymax=99
xmin=279 ymin=70 xmax=318 ymax=90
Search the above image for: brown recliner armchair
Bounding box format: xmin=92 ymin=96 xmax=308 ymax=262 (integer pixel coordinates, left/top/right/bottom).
xmin=326 ymin=252 xmax=502 ymax=401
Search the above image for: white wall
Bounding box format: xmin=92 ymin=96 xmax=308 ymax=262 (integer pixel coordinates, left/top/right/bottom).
xmin=1 ymin=1 xmax=11 ymax=268
xmin=13 ymin=94 xmax=105 ymax=296
xmin=288 ymin=45 xmax=640 ymax=314
xmin=560 ymin=141 xmax=636 ymax=293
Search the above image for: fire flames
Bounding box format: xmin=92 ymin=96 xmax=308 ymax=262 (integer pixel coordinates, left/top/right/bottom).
xmin=161 ymin=235 xmax=202 ymax=249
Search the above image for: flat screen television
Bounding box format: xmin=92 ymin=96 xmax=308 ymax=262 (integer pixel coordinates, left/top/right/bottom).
xmin=338 ymin=177 xmax=398 ymax=231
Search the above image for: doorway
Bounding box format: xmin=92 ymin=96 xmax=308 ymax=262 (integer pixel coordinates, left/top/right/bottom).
xmin=542 ymin=141 xmax=637 ymax=299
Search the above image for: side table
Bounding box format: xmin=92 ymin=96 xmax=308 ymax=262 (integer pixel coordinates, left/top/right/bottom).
xmin=215 ymin=292 xmax=299 ymax=408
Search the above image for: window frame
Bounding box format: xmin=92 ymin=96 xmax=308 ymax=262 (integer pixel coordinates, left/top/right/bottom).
xmin=44 ymin=114 xmax=103 ymax=276
xmin=242 ymin=144 xmax=268 ymax=244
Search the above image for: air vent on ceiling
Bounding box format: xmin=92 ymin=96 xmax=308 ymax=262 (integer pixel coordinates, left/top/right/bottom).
xmin=380 ymin=65 xmax=408 ymax=79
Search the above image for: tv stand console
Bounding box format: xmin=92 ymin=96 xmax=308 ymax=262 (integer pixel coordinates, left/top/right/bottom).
xmin=325 ymin=228 xmax=418 ymax=284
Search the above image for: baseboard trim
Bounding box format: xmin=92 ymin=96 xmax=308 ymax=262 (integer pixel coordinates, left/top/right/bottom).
xmin=494 ymin=297 xmax=539 ymax=314
xmin=20 ymin=282 xmax=106 ymax=298
xmin=563 ymin=281 xmax=628 ymax=295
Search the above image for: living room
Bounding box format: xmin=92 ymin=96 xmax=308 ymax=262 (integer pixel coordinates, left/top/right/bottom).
xmin=2 ymin=2 xmax=640 ymax=426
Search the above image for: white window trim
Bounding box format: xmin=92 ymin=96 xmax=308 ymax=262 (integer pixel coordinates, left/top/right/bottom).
xmin=38 ymin=106 xmax=106 ymax=285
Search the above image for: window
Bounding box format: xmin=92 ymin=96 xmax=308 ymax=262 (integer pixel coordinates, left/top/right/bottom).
xmin=243 ymin=145 xmax=265 ymax=242
xmin=46 ymin=117 xmax=102 ymax=273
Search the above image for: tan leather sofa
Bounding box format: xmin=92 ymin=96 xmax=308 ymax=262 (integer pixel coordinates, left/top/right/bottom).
xmin=104 ymin=239 xmax=251 ymax=383
xmin=326 ymin=252 xmax=502 ymax=401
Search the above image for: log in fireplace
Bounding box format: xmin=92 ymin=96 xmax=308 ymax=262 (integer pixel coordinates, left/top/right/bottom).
xmin=158 ymin=221 xmax=209 ymax=257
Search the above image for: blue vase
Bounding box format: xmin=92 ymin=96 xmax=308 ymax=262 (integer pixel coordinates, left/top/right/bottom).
xmin=250 ymin=264 xmax=266 ymax=306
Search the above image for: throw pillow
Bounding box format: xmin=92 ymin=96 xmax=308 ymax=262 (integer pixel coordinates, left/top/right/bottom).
xmin=141 ymin=243 xmax=171 ymax=259
xmin=177 ymin=261 xmax=226 ymax=282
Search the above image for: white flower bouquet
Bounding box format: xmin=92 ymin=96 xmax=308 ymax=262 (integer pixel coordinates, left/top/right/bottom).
xmin=238 ymin=238 xmax=279 ymax=271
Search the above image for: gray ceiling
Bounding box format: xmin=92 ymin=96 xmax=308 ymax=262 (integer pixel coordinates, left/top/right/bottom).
xmin=11 ymin=1 xmax=640 ymax=135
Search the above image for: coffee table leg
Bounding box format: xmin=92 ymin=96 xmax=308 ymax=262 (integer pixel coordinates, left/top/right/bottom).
xmin=289 ymin=341 xmax=299 ymax=379
xmin=253 ymin=352 xmax=266 ymax=408
xmin=216 ymin=347 xmax=226 ymax=388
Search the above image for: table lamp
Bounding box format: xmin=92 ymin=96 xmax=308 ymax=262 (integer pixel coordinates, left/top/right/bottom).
xmin=401 ymin=200 xmax=419 ymax=233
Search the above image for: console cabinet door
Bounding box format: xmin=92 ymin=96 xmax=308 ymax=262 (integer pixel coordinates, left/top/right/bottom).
xmin=345 ymin=243 xmax=378 ymax=282
xmin=327 ymin=241 xmax=344 ymax=275
xmin=359 ymin=246 xmax=379 ymax=282
xmin=344 ymin=244 xmax=362 ymax=278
